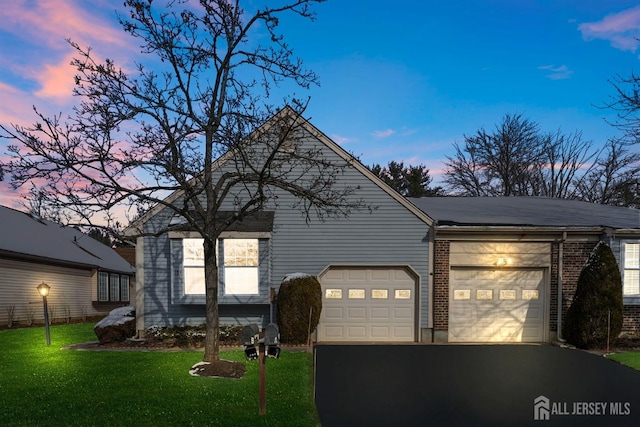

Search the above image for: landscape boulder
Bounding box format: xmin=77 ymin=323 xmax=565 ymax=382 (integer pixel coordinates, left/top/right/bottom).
xmin=94 ymin=306 xmax=136 ymax=344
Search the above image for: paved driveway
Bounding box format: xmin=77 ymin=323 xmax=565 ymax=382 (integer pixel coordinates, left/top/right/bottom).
xmin=314 ymin=345 xmax=640 ymax=427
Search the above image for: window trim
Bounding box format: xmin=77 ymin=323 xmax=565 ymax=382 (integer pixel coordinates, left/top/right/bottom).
xmin=622 ymin=241 xmax=640 ymax=298
xmin=97 ymin=271 xmax=131 ymax=303
xmin=174 ymin=234 xmax=269 ymax=304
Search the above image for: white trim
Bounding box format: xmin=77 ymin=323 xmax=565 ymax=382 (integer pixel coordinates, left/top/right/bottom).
xmin=167 ymin=231 xmax=271 ymax=239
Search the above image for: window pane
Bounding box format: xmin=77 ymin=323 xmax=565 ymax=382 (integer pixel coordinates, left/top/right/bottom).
xmin=224 ymin=239 xmax=258 ymax=267
xmin=98 ymin=272 xmax=108 ymax=301
xmin=110 ymin=273 xmax=120 ymax=301
xmin=325 ymin=289 xmax=342 ymax=299
xmin=183 ymin=239 xmax=204 ymax=266
xmin=224 ymin=267 xmax=259 ymax=295
xmin=184 ymin=267 xmax=205 ymax=294
xmin=120 ymin=276 xmax=130 ymax=301
xmin=625 ymin=243 xmax=640 ymax=268
xmin=624 ymin=270 xmax=640 ymax=295
xmin=395 ymin=289 xmax=412 ymax=300
xmin=371 ymin=289 xmax=388 ymax=299
xmin=348 ymin=289 xmax=365 ymax=299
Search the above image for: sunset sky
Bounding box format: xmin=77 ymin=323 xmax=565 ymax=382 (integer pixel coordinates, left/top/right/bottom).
xmin=1 ymin=0 xmax=640 ymax=209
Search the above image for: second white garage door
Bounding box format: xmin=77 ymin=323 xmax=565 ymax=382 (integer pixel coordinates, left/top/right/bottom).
xmin=317 ymin=267 xmax=417 ymax=342
xmin=449 ymin=268 xmax=547 ymax=343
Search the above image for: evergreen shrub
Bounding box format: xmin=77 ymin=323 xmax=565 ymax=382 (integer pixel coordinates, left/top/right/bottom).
xmin=276 ymin=274 xmax=322 ymax=344
xmin=563 ymin=242 xmax=623 ymax=349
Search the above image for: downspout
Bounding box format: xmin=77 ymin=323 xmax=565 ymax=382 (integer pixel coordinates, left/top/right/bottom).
xmin=557 ymin=231 xmax=566 ymax=342
xmin=428 ymin=225 xmax=436 ymax=343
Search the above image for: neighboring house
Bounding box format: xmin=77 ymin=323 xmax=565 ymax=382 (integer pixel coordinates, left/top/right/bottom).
xmin=126 ymin=108 xmax=433 ymax=342
xmin=409 ymin=197 xmax=640 ymax=343
xmin=126 ymin=108 xmax=640 ymax=344
xmin=0 ymin=205 xmax=135 ymax=327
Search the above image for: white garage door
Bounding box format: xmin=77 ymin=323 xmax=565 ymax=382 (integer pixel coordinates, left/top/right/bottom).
xmin=449 ymin=268 xmax=547 ymax=343
xmin=318 ymin=267 xmax=416 ymax=342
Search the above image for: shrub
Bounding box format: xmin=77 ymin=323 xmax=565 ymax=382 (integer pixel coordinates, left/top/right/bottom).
xmin=276 ymin=274 xmax=322 ymax=344
xmin=563 ymin=241 xmax=623 ymax=349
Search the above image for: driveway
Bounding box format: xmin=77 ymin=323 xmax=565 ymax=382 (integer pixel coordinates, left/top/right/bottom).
xmin=314 ymin=344 xmax=640 ymax=427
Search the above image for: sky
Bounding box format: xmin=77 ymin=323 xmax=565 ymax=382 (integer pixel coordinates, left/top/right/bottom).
xmin=1 ymin=0 xmax=640 ymax=209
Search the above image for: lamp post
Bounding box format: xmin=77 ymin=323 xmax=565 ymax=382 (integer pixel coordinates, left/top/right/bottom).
xmin=37 ymin=282 xmax=51 ymax=346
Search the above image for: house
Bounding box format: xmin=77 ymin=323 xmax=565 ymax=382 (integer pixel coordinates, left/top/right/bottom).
xmin=126 ymin=108 xmax=433 ymax=342
xmin=409 ymin=196 xmax=640 ymax=343
xmin=127 ymin=108 xmax=640 ymax=344
xmin=0 ymin=205 xmax=135 ymax=327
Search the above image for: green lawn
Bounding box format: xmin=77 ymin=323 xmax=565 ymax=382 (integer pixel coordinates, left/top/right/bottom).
xmin=608 ymin=352 xmax=640 ymax=372
xmin=0 ymin=323 xmax=319 ymax=426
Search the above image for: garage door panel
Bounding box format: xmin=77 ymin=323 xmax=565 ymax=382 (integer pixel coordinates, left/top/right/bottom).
xmin=319 ymin=267 xmax=416 ymax=342
xmin=370 ymin=307 xmax=390 ymax=319
xmin=347 ymin=326 xmax=367 ymax=338
xmin=347 ymin=307 xmax=367 ymax=319
xmin=323 ymin=326 xmax=345 ymax=339
xmin=324 ymin=307 xmax=344 ymax=319
xmin=449 ymin=268 xmax=546 ymax=343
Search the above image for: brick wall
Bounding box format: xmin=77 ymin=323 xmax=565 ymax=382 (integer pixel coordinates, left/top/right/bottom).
xmin=623 ymin=306 xmax=640 ymax=333
xmin=433 ymin=240 xmax=450 ymax=330
xmin=560 ymin=241 xmax=597 ymax=329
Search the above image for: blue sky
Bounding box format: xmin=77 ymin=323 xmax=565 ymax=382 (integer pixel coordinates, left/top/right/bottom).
xmin=1 ymin=0 xmax=640 ymax=207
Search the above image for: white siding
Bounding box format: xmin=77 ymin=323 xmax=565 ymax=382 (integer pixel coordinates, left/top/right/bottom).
xmin=0 ymin=258 xmax=101 ymax=326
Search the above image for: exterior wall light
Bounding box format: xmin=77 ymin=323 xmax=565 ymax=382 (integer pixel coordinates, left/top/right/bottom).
xmin=496 ymin=257 xmax=511 ymax=267
xmin=36 ymin=282 xmax=51 ymax=346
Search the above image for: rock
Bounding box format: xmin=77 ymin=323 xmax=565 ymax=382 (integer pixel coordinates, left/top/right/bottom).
xmin=94 ymin=306 xmax=136 ymax=344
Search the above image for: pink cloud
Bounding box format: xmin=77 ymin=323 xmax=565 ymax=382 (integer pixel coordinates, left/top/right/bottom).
xmin=31 ymin=52 xmax=78 ymax=100
xmin=579 ymin=6 xmax=640 ymax=52
xmin=0 ymin=0 xmax=129 ymax=50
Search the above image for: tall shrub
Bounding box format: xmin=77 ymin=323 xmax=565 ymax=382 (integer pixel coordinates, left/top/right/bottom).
xmin=563 ymin=242 xmax=623 ymax=349
xmin=276 ymin=274 xmax=322 ymax=344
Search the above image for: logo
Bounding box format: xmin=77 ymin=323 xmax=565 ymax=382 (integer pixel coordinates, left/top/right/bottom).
xmin=533 ymin=395 xmax=631 ymax=421
xmin=534 ymin=395 xmax=550 ymax=421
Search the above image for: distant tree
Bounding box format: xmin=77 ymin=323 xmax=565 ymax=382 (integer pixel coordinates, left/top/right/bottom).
xmin=443 ymin=113 xmax=597 ymax=198
xmin=604 ymin=72 xmax=640 ymax=146
xmin=370 ymin=161 xmax=444 ymax=197
xmin=87 ymin=228 xmax=114 ymax=247
xmin=576 ymin=138 xmax=640 ymax=208
xmin=0 ymin=0 xmax=363 ymax=376
xmin=563 ymin=242 xmax=623 ymax=349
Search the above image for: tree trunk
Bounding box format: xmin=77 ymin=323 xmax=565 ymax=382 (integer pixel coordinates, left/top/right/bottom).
xmin=203 ymin=239 xmax=220 ymax=362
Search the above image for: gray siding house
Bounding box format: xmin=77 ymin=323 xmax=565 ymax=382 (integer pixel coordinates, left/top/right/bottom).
xmin=0 ymin=205 xmax=135 ymax=327
xmin=128 ymin=108 xmax=433 ymax=342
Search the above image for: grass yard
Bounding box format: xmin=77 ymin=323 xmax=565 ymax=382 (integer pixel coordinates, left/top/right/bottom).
xmin=0 ymin=323 xmax=319 ymax=426
xmin=608 ymin=352 xmax=640 ymax=372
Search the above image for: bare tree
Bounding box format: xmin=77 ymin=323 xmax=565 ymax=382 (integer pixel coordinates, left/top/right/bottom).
xmin=443 ymin=113 xmax=597 ymax=198
xmin=0 ymin=0 xmax=365 ymax=373
xmin=370 ymin=161 xmax=444 ymax=197
xmin=576 ymin=138 xmax=640 ymax=207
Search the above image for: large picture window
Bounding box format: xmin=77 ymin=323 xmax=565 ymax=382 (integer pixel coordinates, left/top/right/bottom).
xmin=624 ymin=243 xmax=640 ymax=296
xmin=182 ymin=238 xmax=260 ymax=296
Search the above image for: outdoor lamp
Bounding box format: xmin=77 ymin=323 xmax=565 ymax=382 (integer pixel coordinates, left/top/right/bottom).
xmin=36 ymin=282 xmax=51 ymax=346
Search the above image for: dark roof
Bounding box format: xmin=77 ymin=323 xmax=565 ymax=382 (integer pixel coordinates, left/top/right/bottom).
xmin=408 ymin=197 xmax=640 ymax=229
xmin=0 ymin=205 xmax=135 ymax=274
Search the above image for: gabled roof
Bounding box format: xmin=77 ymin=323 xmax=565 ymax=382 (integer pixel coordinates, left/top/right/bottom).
xmin=126 ymin=106 xmax=432 ymax=234
xmin=0 ymin=205 xmax=135 ymax=274
xmin=409 ymin=196 xmax=640 ymax=229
